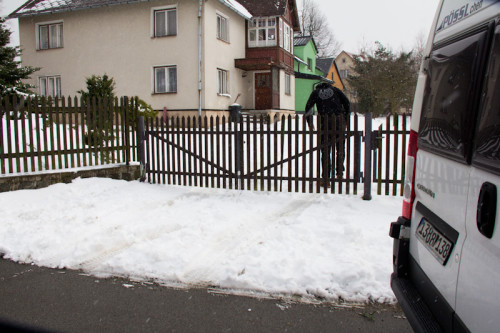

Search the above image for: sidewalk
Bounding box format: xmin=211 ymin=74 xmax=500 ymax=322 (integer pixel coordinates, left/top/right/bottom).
xmin=0 ymin=258 xmax=411 ymax=332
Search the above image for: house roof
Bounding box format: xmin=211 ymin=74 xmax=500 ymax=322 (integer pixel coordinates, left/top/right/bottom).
xmin=8 ymin=0 xmax=153 ymax=18
xmin=315 ymin=57 xmax=346 ymax=90
xmin=294 ymin=36 xmax=312 ymax=47
xmin=294 ymin=35 xmax=319 ymax=54
xmin=237 ymin=0 xmax=300 ymax=31
xmin=218 ymin=0 xmax=252 ymax=20
xmin=316 ymin=57 xmax=334 ymax=75
xmin=294 ymin=71 xmax=333 ymax=84
xmin=8 ymin=0 xmax=251 ymax=19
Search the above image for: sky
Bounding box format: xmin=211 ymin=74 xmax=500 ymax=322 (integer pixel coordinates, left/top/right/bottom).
xmin=0 ymin=177 xmax=402 ymax=304
xmin=297 ymin=0 xmax=440 ymax=53
xmin=1 ymin=0 xmax=441 ymax=53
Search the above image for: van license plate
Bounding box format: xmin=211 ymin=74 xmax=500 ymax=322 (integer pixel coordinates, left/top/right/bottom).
xmin=416 ymin=218 xmax=454 ymax=265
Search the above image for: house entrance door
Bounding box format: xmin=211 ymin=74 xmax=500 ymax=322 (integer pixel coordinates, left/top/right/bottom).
xmin=255 ymin=72 xmax=272 ymax=110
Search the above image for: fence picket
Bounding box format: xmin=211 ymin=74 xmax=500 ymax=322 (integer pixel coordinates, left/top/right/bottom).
xmin=393 ymin=115 xmax=399 ymax=196
xmin=12 ymin=96 xmax=21 ymax=173
xmin=19 ymin=97 xmax=29 ymax=172
xmin=287 ymin=115 xmax=292 ymax=192
xmin=377 ymin=124 xmax=383 ymax=195
xmin=183 ymin=117 xmax=188 ymax=186
xmin=35 ymin=97 xmax=43 ymax=171
xmin=27 ymin=97 xmax=35 ymax=172
xmin=4 ymin=97 xmax=13 ymax=173
xmin=294 ymin=115 xmax=299 ymax=192
xmin=353 ymin=114 xmax=360 ymax=195
xmin=67 ymin=97 xmax=74 ymax=168
xmin=222 ymin=116 xmax=227 ymax=189
xmin=401 ymin=116 xmax=407 ymax=196
xmin=385 ymin=116 xmax=390 ymax=195
xmin=0 ymin=98 xmax=5 ymax=174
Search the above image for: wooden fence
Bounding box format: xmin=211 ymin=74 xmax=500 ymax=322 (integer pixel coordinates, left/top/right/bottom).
xmin=373 ymin=115 xmax=409 ymax=196
xmin=0 ymin=96 xmax=138 ymax=174
xmin=1 ymin=97 xmax=410 ymax=197
xmin=139 ymin=113 xmax=410 ymax=196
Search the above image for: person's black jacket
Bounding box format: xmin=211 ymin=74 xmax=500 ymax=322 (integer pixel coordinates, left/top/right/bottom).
xmin=305 ymin=83 xmax=350 ymax=123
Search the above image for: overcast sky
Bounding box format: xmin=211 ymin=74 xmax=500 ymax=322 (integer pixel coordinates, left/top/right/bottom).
xmin=297 ymin=0 xmax=440 ymax=53
xmin=2 ymin=0 xmax=440 ymax=53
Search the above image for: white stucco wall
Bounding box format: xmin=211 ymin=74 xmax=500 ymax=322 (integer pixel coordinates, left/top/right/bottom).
xmin=18 ymin=0 xmax=251 ymax=111
xmin=202 ymin=0 xmax=249 ymax=111
xmin=280 ymin=70 xmax=295 ymax=111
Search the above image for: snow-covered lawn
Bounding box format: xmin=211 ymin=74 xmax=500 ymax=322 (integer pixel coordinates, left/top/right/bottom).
xmin=0 ymin=177 xmax=401 ymax=303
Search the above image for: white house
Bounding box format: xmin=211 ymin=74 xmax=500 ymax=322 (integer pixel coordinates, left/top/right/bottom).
xmin=9 ymin=0 xmax=300 ymax=118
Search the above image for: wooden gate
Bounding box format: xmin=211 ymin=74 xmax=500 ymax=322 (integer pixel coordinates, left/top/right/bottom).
xmin=139 ymin=114 xmax=363 ymax=194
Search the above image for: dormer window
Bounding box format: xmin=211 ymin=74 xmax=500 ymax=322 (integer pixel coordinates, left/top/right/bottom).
xmin=248 ymin=17 xmax=277 ymax=48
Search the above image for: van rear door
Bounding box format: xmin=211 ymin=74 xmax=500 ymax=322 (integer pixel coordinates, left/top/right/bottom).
xmin=455 ymin=21 xmax=500 ymax=333
xmin=411 ymin=23 xmax=492 ymax=331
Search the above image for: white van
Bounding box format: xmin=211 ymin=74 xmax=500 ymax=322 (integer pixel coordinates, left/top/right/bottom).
xmin=390 ymin=1 xmax=500 ymax=332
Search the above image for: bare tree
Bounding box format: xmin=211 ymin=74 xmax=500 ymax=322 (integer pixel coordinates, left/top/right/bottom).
xmin=299 ymin=0 xmax=341 ymax=57
xmin=411 ymin=32 xmax=427 ymax=73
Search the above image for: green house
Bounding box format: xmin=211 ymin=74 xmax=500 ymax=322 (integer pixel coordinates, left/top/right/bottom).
xmin=293 ymin=36 xmax=332 ymax=113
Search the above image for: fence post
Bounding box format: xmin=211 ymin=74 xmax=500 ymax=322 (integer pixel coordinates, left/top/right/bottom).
xmin=363 ymin=112 xmax=372 ymax=200
xmin=138 ymin=115 xmax=146 ymax=182
xmin=235 ymin=117 xmax=243 ymax=190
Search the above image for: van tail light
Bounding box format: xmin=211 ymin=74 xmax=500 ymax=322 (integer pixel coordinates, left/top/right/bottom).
xmin=402 ymin=130 xmax=418 ymax=220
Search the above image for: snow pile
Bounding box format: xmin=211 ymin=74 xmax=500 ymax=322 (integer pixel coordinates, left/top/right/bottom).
xmin=0 ymin=178 xmax=401 ymax=303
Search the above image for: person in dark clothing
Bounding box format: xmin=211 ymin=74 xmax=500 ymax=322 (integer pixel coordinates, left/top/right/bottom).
xmin=305 ymin=82 xmax=350 ymax=186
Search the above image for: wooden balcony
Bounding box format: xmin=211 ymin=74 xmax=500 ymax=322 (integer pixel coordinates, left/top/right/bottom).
xmin=235 ymin=47 xmax=294 ymax=71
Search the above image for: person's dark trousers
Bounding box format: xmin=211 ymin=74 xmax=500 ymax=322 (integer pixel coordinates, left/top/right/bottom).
xmin=319 ymin=115 xmax=345 ymax=182
xmin=319 ymin=115 xmax=334 ymax=181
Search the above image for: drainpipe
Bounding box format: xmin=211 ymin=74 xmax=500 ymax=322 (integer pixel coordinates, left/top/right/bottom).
xmin=198 ymin=0 xmax=203 ymax=117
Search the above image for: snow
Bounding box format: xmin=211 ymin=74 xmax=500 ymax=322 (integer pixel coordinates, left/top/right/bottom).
xmin=218 ymin=0 xmax=252 ymax=20
xmin=0 ymin=177 xmax=402 ymax=303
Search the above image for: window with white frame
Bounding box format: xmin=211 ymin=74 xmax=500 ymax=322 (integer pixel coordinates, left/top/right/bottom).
xmin=285 ymin=73 xmax=291 ymax=95
xmin=248 ymin=17 xmax=277 ymax=48
xmin=38 ymin=22 xmax=63 ymax=50
xmin=279 ymin=19 xmax=283 ymax=48
xmin=278 ymin=19 xmax=293 ymax=53
xmin=154 ymin=66 xmax=177 ymax=93
xmin=284 ymin=23 xmax=291 ymax=52
xmin=153 ymin=7 xmax=177 ymax=37
xmin=39 ymin=76 xmax=61 ymax=98
xmin=217 ymin=13 xmax=229 ymax=42
xmin=217 ymin=69 xmax=228 ymax=95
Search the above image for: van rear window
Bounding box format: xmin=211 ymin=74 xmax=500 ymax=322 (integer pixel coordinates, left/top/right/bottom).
xmin=474 ymin=25 xmax=500 ymax=174
xmin=419 ymin=29 xmax=490 ymax=163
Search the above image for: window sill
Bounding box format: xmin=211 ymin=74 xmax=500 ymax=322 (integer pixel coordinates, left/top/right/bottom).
xmin=37 ymin=47 xmax=64 ymax=51
xmin=151 ymin=35 xmax=177 ymax=39
xmin=152 ymin=92 xmax=177 ymax=95
xmin=217 ymin=37 xmax=230 ymax=44
xmin=217 ymin=93 xmax=231 ymax=98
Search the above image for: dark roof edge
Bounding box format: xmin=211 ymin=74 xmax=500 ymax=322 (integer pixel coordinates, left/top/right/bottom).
xmin=7 ymin=0 xmax=153 ymax=19
xmin=294 ymin=71 xmax=333 ymax=83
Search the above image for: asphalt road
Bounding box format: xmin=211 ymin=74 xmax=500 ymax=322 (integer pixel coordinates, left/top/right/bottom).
xmin=0 ymin=258 xmax=412 ymax=332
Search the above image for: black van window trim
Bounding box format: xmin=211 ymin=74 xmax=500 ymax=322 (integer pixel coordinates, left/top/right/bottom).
xmin=471 ymin=19 xmax=500 ymax=175
xmin=419 ymin=22 xmax=495 ymax=164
